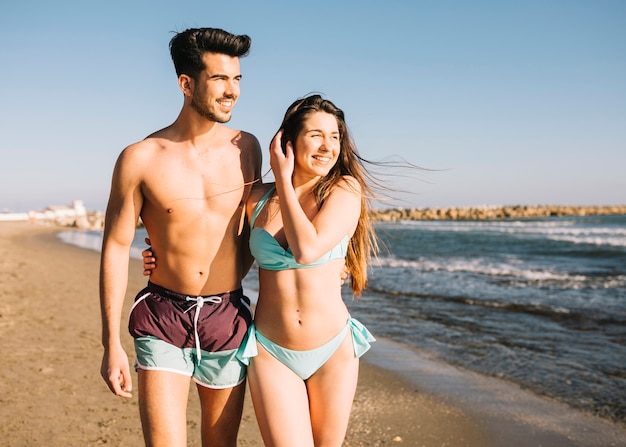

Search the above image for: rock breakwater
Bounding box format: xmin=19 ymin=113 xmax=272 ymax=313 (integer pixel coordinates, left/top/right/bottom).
xmin=40 ymin=204 xmax=626 ymax=228
xmin=370 ymin=204 xmax=626 ymax=221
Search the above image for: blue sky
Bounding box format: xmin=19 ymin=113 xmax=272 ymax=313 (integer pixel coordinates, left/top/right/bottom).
xmin=1 ymin=0 xmax=624 ymax=212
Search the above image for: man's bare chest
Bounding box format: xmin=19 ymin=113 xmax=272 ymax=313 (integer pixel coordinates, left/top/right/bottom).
xmin=143 ymin=157 xmax=247 ymax=216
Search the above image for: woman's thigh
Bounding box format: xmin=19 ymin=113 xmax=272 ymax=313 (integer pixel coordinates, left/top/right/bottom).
xmin=307 ymin=334 xmax=359 ymax=446
xmin=247 ymin=342 xmax=315 ymax=447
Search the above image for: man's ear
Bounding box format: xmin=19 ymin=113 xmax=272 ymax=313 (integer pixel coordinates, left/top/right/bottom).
xmin=178 ymin=74 xmax=193 ymax=97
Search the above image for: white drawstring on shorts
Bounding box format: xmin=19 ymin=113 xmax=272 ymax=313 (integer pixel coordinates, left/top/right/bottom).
xmin=185 ymin=295 xmax=223 ymax=364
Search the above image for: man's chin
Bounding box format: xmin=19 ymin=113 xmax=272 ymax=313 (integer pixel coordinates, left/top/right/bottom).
xmin=191 ymin=103 xmax=233 ymax=123
xmin=213 ymin=111 xmax=233 ymax=123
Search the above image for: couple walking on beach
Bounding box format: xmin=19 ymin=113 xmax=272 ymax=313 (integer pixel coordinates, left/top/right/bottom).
xmin=99 ymin=27 xmax=379 ymax=447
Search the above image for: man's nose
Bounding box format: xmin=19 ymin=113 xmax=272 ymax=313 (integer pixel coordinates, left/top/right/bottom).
xmin=224 ymin=79 xmax=239 ymax=97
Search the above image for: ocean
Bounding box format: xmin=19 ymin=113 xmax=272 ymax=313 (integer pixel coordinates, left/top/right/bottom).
xmin=58 ymin=214 xmax=626 ymax=425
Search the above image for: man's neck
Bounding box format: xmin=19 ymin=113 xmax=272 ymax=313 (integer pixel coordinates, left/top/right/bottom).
xmin=171 ymin=108 xmax=223 ymax=143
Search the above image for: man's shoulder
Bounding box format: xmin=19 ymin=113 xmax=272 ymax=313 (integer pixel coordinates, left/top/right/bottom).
xmin=220 ymin=127 xmax=262 ymax=167
xmin=126 ymin=125 xmax=177 ymax=151
xmin=116 ymin=133 xmax=167 ymax=168
xmin=143 ymin=125 xmax=174 ymax=145
xmin=121 ymin=138 xmax=161 ymax=156
xmin=220 ymin=126 xmax=260 ymax=147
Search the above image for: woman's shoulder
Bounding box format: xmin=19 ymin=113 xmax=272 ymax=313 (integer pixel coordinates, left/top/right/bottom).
xmin=248 ymin=182 xmax=276 ymax=206
xmin=334 ymin=175 xmax=361 ymax=196
xmin=251 ymin=181 xmax=275 ymax=196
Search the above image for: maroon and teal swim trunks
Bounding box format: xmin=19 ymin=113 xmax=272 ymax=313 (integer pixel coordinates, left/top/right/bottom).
xmin=128 ymin=281 xmax=252 ymax=388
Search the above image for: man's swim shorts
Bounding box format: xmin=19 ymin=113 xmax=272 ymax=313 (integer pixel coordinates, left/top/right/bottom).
xmin=128 ymin=281 xmax=252 ymax=388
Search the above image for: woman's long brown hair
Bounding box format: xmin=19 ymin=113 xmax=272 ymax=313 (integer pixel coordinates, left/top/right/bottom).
xmin=279 ymin=94 xmax=379 ymax=296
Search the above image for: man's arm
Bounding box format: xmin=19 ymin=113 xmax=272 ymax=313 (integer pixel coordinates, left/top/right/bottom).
xmin=99 ymin=146 xmax=144 ymax=398
xmin=240 ymin=131 xmax=263 ymax=278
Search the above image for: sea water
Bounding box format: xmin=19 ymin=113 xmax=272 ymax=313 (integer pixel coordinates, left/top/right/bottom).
xmin=58 ymin=214 xmax=626 ymax=424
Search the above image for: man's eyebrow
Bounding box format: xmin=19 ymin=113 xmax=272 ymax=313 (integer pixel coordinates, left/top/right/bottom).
xmin=208 ymin=73 xmax=242 ymax=79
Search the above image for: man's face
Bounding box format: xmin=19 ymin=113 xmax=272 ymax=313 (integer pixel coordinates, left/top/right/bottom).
xmin=190 ymin=52 xmax=242 ymax=123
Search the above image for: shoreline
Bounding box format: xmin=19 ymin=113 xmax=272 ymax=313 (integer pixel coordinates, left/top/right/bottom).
xmin=1 ymin=221 xmax=625 ymax=446
xmin=3 ymin=203 xmax=625 ymax=231
xmin=366 ymin=338 xmax=626 ymax=447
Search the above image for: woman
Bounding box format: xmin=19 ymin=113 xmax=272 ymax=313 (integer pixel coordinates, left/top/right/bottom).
xmin=144 ymin=94 xmax=378 ymax=446
xmin=240 ymin=94 xmax=377 ymax=446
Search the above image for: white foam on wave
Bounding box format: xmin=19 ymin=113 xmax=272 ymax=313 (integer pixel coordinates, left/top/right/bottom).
xmin=387 ymin=219 xmax=626 ymax=247
xmin=546 ymin=234 xmax=626 ymax=247
xmin=374 ymin=255 xmax=590 ymax=284
xmin=57 ymin=230 xmax=102 ymax=252
xmin=57 ymin=230 xmax=146 ymax=260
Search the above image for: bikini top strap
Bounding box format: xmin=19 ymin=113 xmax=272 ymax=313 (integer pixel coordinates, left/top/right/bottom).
xmin=250 ymin=185 xmax=276 ymax=228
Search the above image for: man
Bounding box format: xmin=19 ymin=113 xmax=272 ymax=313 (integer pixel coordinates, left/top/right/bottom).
xmin=99 ymin=28 xmax=261 ymax=447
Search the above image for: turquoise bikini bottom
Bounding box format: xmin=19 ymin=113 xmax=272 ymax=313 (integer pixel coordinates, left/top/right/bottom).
xmin=236 ymin=317 xmax=375 ymax=380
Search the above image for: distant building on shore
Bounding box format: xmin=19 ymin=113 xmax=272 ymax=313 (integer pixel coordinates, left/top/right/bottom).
xmin=0 ymin=200 xmax=96 ymax=228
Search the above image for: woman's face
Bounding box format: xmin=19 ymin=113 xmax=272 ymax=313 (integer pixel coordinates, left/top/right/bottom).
xmin=293 ymin=111 xmax=340 ymax=178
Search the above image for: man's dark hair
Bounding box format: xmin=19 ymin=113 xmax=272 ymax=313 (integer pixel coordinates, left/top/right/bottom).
xmin=169 ymin=28 xmax=251 ymax=79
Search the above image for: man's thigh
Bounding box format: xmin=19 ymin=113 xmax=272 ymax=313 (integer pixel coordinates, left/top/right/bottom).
xmin=196 ymin=381 xmax=246 ymax=447
xmin=138 ymin=369 xmax=192 ymax=447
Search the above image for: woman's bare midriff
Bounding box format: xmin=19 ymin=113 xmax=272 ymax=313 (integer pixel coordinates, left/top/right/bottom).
xmin=253 ymin=259 xmax=350 ymax=350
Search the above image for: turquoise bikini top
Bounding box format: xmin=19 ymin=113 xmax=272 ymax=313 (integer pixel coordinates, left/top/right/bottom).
xmin=249 ymin=186 xmax=349 ymax=271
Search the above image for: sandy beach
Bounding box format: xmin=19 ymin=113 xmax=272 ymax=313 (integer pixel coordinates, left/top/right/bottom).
xmin=1 ymin=221 xmax=625 ymax=446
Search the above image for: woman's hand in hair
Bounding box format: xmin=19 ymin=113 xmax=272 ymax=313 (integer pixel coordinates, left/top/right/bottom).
xmin=269 ymin=130 xmax=294 ymax=186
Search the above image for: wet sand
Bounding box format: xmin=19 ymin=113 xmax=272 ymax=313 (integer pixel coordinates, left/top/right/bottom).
xmin=1 ymin=221 xmax=624 ymax=446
